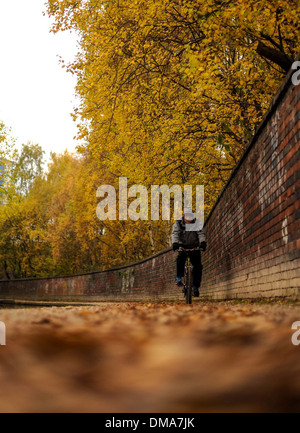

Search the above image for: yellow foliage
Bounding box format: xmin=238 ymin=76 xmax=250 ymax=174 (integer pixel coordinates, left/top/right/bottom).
xmin=45 ymin=0 xmax=299 ymax=200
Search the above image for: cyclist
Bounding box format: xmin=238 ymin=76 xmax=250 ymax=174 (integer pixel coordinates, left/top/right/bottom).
xmin=171 ymin=208 xmax=206 ymax=297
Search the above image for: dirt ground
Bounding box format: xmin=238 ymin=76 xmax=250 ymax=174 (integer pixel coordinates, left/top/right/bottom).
xmin=0 ymin=300 xmax=300 ymax=413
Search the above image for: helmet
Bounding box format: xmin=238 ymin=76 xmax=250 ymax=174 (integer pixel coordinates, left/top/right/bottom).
xmin=184 ymin=207 xmax=195 ymax=222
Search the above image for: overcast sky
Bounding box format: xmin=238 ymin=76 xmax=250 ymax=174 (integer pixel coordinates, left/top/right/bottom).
xmin=0 ymin=0 xmax=81 ymax=162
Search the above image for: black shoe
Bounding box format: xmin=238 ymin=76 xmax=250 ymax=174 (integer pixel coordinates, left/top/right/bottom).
xmin=193 ymin=287 xmax=199 ymax=297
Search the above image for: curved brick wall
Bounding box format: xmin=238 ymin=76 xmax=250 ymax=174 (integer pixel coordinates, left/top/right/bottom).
xmin=200 ymin=65 xmax=300 ymax=299
xmin=0 ymin=63 xmax=299 ymax=303
xmin=0 ymin=248 xmax=179 ymax=303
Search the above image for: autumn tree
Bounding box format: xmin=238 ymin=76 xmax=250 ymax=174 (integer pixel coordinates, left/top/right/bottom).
xmin=46 ymin=0 xmax=299 ymax=189
xmin=0 ymin=120 xmax=18 ymax=203
xmin=0 ymin=194 xmax=54 ymax=279
xmin=44 ymin=0 xmax=300 ymax=262
xmin=44 ymin=151 xmax=161 ymax=271
xmin=44 ymin=0 xmax=299 ymax=262
xmin=0 ymin=131 xmax=51 ymax=278
xmin=13 ymin=142 xmax=45 ymax=196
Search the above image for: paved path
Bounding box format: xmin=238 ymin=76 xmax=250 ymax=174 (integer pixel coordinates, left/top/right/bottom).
xmin=0 ymin=300 xmax=300 ymax=412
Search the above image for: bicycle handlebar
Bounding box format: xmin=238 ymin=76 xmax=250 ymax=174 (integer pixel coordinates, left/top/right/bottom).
xmin=178 ymin=246 xmax=200 ymax=252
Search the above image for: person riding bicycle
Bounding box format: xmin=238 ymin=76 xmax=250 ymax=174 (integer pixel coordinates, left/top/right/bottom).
xmin=171 ymin=208 xmax=206 ymax=297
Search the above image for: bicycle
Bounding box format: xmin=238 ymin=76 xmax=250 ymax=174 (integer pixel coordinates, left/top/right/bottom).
xmin=178 ymin=247 xmax=200 ymax=305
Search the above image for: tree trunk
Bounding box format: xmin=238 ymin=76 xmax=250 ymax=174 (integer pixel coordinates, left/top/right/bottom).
xmin=148 ymin=222 xmax=155 ymax=255
xmin=256 ymin=41 xmax=293 ymax=72
xmin=4 ymin=261 xmax=10 ymax=280
xmin=166 ymin=221 xmax=172 ymax=247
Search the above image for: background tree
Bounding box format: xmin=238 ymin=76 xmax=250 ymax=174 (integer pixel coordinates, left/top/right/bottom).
xmin=13 ymin=142 xmax=45 ymax=196
xmin=0 ymin=126 xmax=50 ymax=278
xmin=0 ymin=120 xmax=18 ymax=203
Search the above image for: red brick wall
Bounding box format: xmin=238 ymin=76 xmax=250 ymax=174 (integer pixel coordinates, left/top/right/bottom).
xmin=0 ymin=249 xmax=180 ymax=302
xmin=200 ymin=66 xmax=300 ymax=299
xmin=0 ymin=64 xmax=299 ymax=303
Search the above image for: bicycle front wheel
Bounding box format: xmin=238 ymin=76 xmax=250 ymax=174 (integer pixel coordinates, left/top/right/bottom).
xmin=185 ymin=266 xmax=192 ymax=304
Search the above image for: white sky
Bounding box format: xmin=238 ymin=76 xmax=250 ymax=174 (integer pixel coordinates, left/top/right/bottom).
xmin=0 ymin=0 xmax=82 ymax=162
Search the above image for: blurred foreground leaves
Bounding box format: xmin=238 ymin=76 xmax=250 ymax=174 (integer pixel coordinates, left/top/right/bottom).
xmin=0 ymin=301 xmax=300 ymax=412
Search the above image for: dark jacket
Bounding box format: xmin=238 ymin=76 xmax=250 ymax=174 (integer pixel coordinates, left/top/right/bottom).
xmin=171 ymin=218 xmax=206 ymax=248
